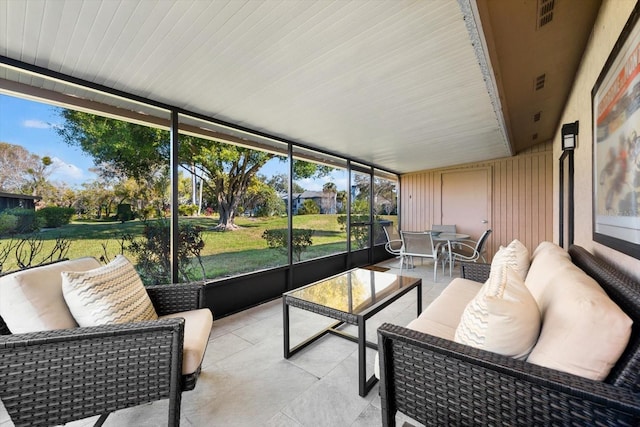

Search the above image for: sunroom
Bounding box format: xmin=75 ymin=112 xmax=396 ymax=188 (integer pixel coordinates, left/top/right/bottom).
xmin=1 ymin=0 xmax=639 ymax=426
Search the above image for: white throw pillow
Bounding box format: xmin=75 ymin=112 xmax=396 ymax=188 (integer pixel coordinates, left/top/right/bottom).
xmin=0 ymin=257 xmax=102 ymax=333
xmin=62 ymin=255 xmax=158 ymax=327
xmin=454 ymin=266 xmax=540 ymax=359
xmin=505 ymin=239 xmax=530 ymax=280
xmin=488 ymin=240 xmax=530 ymax=292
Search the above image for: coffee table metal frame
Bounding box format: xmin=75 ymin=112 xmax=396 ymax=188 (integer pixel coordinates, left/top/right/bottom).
xmin=283 ymin=269 xmax=422 ymax=397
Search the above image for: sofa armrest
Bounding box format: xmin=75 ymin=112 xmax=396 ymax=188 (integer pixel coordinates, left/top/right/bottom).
xmin=0 ymin=319 xmax=185 ymax=427
xmin=146 ymin=281 xmax=205 ymax=315
xmin=377 ymin=323 xmax=640 ymax=426
xmin=460 ymin=262 xmax=490 ymax=282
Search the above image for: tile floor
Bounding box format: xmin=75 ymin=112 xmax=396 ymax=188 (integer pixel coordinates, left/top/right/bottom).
xmin=0 ymin=259 xmax=458 ymax=427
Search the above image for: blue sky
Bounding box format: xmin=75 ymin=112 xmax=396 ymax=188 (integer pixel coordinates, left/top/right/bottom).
xmin=0 ymin=94 xmax=96 ymax=187
xmin=0 ymin=93 xmax=346 ymax=192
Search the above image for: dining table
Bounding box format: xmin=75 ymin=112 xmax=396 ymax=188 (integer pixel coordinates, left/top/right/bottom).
xmin=428 ymin=231 xmax=470 ymax=276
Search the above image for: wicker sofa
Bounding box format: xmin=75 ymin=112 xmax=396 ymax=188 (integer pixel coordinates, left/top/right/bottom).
xmin=0 ymin=257 xmax=212 ymax=427
xmin=377 ymin=244 xmax=640 ymax=426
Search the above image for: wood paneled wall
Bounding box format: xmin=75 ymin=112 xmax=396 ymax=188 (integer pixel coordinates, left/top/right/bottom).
xmin=400 ymin=141 xmax=553 ymax=260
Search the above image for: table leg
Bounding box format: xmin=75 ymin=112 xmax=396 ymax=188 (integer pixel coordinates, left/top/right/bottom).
xmin=417 ymin=281 xmax=422 ymax=316
xmin=283 ymin=298 xmax=290 ymax=358
xmin=358 ymin=319 xmax=366 ymax=397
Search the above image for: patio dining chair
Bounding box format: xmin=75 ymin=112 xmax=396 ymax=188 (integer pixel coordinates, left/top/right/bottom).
xmin=445 ymin=229 xmax=492 ymax=270
xmin=430 ymin=224 xmax=456 ymax=234
xmin=382 ymin=223 xmax=403 ymax=257
xmin=429 ymin=224 xmax=457 ymax=254
xmin=399 ymin=231 xmax=439 ymax=281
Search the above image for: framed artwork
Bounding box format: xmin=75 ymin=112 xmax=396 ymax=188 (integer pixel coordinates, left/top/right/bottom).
xmin=592 ymin=3 xmax=640 ymax=259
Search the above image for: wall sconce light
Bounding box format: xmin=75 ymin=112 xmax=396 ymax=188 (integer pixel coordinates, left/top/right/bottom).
xmin=561 ymin=120 xmax=579 ymax=150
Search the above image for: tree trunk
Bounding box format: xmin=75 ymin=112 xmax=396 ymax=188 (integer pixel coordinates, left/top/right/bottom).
xmin=215 ymin=197 xmax=240 ymax=230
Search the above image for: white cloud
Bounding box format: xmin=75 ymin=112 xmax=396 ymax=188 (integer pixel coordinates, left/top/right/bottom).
xmin=50 ymin=157 xmax=85 ymax=181
xmin=22 ymin=119 xmax=52 ymax=129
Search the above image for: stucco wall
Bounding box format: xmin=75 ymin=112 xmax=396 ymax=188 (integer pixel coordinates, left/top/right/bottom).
xmin=554 ymin=0 xmax=640 ymax=279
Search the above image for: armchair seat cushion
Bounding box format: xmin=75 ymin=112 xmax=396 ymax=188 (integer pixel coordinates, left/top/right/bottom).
xmin=0 ymin=257 xmax=101 ymax=333
xmin=160 ymin=308 xmax=213 ymax=375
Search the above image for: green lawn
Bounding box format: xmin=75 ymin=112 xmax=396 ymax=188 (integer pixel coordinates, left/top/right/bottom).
xmin=0 ymin=214 xmax=395 ymax=279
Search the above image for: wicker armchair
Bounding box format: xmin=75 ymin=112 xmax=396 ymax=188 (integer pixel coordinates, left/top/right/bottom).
xmin=377 ymin=246 xmax=640 ymax=426
xmin=0 ymin=275 xmax=208 ymax=427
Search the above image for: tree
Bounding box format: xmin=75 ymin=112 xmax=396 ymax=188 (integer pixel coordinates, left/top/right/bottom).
xmin=57 ymin=109 xmax=333 ymax=230
xmin=57 ymin=110 xmax=168 ymax=181
xmin=266 ymin=173 xmax=304 ymax=194
xmin=0 ymin=142 xmax=50 ymax=194
xmin=240 ymin=175 xmax=285 ymax=217
xmin=183 ymin=139 xmax=277 ymax=230
xmin=321 ymin=182 xmax=337 ymax=213
xmin=25 ymin=155 xmax=55 ymax=197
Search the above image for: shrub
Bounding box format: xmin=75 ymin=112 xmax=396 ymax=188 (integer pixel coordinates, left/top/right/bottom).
xmin=139 ymin=205 xmax=158 ymax=220
xmin=336 ymin=214 xmax=381 ymax=249
xmin=36 ymin=206 xmax=75 ymax=228
xmin=116 ymin=203 xmax=134 ymax=222
xmin=3 ymin=208 xmax=41 ymax=233
xmin=297 ymin=199 xmax=320 ymax=215
xmin=262 ymin=228 xmax=314 ymax=262
xmin=125 ymin=219 xmax=206 ymax=284
xmin=0 ymin=213 xmax=18 ymax=235
xmin=178 ymin=204 xmax=198 ymax=216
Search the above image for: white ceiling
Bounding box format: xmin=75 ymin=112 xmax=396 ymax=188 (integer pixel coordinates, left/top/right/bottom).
xmin=0 ymin=0 xmax=600 ymax=174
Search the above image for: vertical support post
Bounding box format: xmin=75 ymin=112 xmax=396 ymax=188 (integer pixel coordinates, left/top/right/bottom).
xmin=568 ymin=150 xmax=575 ymax=246
xmin=346 ymin=160 xmax=352 ymax=268
xmin=558 ymin=150 xmax=574 ymax=249
xmin=368 ymin=166 xmax=374 ymax=265
xmin=170 ymin=111 xmax=180 ymax=283
xmin=559 ymin=151 xmax=566 ymax=248
xmin=287 ymin=143 xmax=294 ymax=290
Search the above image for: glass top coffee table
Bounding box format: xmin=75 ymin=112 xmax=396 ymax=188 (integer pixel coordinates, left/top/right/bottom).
xmin=283 ymin=268 xmax=422 ymax=396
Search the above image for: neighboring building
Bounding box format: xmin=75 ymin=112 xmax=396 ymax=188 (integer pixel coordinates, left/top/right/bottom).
xmin=284 ymin=191 xmax=337 ymax=214
xmin=0 ymin=192 xmax=40 ymax=213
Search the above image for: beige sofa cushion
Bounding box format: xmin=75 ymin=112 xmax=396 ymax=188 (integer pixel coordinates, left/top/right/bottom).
xmin=406 ymin=277 xmax=481 ymax=340
xmin=525 ymin=248 xmax=632 ymax=380
xmin=160 ymin=308 xmax=213 ymax=375
xmin=525 ymin=241 xmax=572 ymax=304
xmin=0 ymin=257 xmax=101 ymax=333
xmin=375 ymin=277 xmax=481 ymax=379
xmin=62 ymin=255 xmax=158 ymax=327
xmin=455 ymin=266 xmax=540 ymax=359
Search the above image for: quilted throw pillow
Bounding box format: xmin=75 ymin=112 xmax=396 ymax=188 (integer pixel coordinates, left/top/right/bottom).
xmin=62 ymin=255 xmax=158 ymax=327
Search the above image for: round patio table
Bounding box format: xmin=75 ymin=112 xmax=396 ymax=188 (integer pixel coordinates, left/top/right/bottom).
xmin=428 ymin=232 xmax=470 ymax=277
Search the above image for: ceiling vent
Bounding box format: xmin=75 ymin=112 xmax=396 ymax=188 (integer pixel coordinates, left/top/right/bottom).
xmin=535 ymin=74 xmax=546 ymax=91
xmin=534 ymin=111 xmax=542 ymax=122
xmin=537 ymin=0 xmax=555 ymax=28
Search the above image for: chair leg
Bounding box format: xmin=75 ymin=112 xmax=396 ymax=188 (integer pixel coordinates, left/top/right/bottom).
xmin=433 ymin=260 xmax=437 ymax=282
xmin=168 ymin=389 xmax=182 ymax=427
xmin=93 ymin=413 xmax=110 ymax=427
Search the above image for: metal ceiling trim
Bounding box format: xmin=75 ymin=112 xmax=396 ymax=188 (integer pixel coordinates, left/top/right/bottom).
xmin=457 ymin=0 xmax=513 ymax=156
